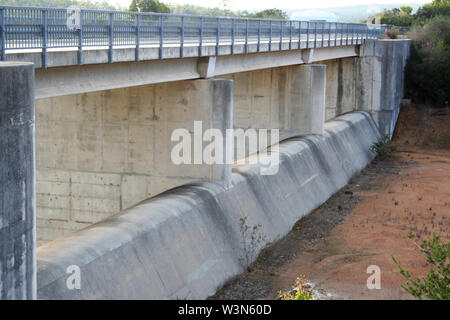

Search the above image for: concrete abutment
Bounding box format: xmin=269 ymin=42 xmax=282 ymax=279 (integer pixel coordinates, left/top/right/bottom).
xmin=0 ymin=39 xmax=411 ymax=299
xmin=0 ymin=62 xmax=36 ymax=299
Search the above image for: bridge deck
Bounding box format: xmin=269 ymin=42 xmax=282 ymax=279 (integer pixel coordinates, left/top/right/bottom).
xmin=0 ymin=6 xmax=384 ymax=68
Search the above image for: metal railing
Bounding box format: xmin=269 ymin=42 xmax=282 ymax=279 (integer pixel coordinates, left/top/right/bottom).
xmin=0 ymin=6 xmax=385 ymax=68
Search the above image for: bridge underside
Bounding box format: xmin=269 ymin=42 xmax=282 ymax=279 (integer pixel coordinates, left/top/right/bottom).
xmin=33 ymin=39 xmax=410 ymax=245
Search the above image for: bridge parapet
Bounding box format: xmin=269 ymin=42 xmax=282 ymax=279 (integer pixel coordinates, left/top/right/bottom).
xmin=0 ymin=5 xmax=384 ymax=68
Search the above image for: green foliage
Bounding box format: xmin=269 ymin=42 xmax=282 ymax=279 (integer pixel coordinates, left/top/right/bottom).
xmin=170 ymin=5 xmax=287 ymax=19
xmin=243 ymin=9 xmax=287 ymax=20
xmin=370 ymin=134 xmax=398 ymax=160
xmin=385 ymin=26 xmax=400 ymax=39
xmin=278 ymin=276 xmax=316 ymax=300
xmin=392 ymin=233 xmax=449 ymax=300
xmin=380 ymin=6 xmax=415 ymax=26
xmin=170 ymin=4 xmax=238 ymax=17
xmin=129 ymin=0 xmax=170 ymax=13
xmin=405 ymin=15 xmax=450 ymax=107
xmin=416 ymin=0 xmax=450 ymax=21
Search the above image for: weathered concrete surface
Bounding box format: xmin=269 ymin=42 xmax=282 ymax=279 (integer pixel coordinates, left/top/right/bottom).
xmin=35 ymin=79 xmax=233 ymax=245
xmin=220 ymin=64 xmax=326 ymax=158
xmin=320 ymin=57 xmax=358 ymax=120
xmin=33 ymin=45 xmax=359 ymax=99
xmin=319 ymin=39 xmax=410 ymax=136
xmin=37 ymin=111 xmax=380 ymax=300
xmin=7 ymin=42 xmax=359 ymax=70
xmin=0 ymin=62 xmax=36 ymax=299
xmin=357 ymin=39 xmax=411 ymax=136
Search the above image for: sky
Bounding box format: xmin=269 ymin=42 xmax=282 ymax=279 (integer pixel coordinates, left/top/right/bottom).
xmin=109 ymin=0 xmax=431 ymax=11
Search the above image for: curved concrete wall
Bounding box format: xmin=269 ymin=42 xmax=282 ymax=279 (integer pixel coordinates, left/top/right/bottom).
xmin=37 ymin=111 xmax=380 ymax=299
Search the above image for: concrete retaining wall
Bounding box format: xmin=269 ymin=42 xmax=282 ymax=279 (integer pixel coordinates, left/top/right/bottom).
xmin=37 ymin=111 xmax=380 ymax=299
xmin=35 ymin=79 xmax=233 ymax=245
xmin=357 ymin=39 xmax=411 ymax=136
xmin=0 ymin=62 xmax=36 ymax=299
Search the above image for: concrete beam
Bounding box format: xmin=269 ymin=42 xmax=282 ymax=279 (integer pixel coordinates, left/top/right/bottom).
xmin=0 ymin=62 xmax=36 ymax=300
xmin=34 ymin=45 xmax=360 ymax=99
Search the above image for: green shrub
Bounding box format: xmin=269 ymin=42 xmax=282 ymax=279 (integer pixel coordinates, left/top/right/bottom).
xmin=405 ymin=15 xmax=450 ymax=107
xmin=392 ymin=232 xmax=449 ymax=300
xmin=370 ymin=135 xmax=398 ymax=160
xmin=386 ymin=26 xmax=400 ymax=39
xmin=278 ymin=276 xmax=316 ymax=300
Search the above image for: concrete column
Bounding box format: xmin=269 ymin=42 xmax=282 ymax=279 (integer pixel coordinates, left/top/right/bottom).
xmin=289 ymin=64 xmax=326 ymax=134
xmin=0 ymin=62 xmax=36 ymax=300
xmin=209 ymin=79 xmax=233 ymax=187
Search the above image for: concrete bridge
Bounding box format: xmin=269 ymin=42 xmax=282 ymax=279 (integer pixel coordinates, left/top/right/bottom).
xmin=0 ymin=7 xmax=410 ymax=300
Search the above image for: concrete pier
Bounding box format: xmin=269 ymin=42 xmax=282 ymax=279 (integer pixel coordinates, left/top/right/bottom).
xmin=34 ymin=78 xmax=233 ymax=244
xmin=0 ymin=62 xmax=36 ymax=300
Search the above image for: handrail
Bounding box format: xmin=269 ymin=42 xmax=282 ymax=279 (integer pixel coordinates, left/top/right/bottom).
xmin=0 ymin=5 xmax=386 ymax=67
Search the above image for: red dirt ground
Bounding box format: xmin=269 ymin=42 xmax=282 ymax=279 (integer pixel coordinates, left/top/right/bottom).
xmin=211 ymin=105 xmax=450 ymax=300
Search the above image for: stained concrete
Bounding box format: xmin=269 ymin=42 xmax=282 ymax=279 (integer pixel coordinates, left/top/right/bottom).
xmin=36 ymin=111 xmax=380 ymax=299
xmin=34 ymin=78 xmax=233 ymax=245
xmin=0 ymin=62 xmax=36 ymax=299
xmin=357 ymin=39 xmax=411 ymax=136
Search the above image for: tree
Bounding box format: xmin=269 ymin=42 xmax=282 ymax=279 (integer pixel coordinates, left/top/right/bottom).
xmin=129 ymin=0 xmax=138 ymax=12
xmin=416 ymin=0 xmax=450 ymax=21
xmin=129 ymin=0 xmax=170 ymax=13
xmin=400 ymin=5 xmax=413 ymax=15
xmin=244 ymin=8 xmax=288 ymax=20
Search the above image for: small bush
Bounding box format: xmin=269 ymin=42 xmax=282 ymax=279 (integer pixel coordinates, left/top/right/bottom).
xmin=386 ymin=26 xmax=400 ymax=39
xmin=370 ymin=135 xmax=398 ymax=160
xmin=392 ymin=232 xmax=449 ymax=300
xmin=278 ymin=276 xmax=316 ymax=300
xmin=405 ymin=16 xmax=450 ymax=108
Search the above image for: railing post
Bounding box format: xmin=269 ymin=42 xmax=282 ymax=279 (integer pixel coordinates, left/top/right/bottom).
xmin=159 ymin=15 xmax=163 ymax=59
xmin=334 ymin=22 xmax=337 ymax=46
xmin=1 ymin=8 xmax=5 ymax=61
xmin=269 ymin=21 xmax=272 ymax=51
xmin=314 ymin=22 xmax=317 ymax=48
xmin=356 ymin=25 xmax=361 ymax=44
xmin=289 ymin=20 xmax=292 ymax=50
xmin=346 ymin=24 xmax=349 ymax=45
xmin=215 ymin=18 xmax=219 ymax=56
xmin=245 ymin=19 xmax=248 ymax=54
xmin=321 ymin=22 xmax=324 ymax=47
xmin=257 ymin=20 xmax=261 ymax=52
xmin=231 ymin=18 xmax=235 ymax=55
xmin=328 ymin=22 xmax=331 ymax=47
xmin=42 ymin=9 xmax=48 ymax=68
xmin=135 ymin=14 xmax=140 ymax=61
xmin=181 ymin=16 xmax=185 ymax=58
xmin=199 ymin=17 xmax=203 ymax=57
xmin=340 ymin=23 xmax=343 ymax=46
xmin=298 ymin=21 xmax=301 ymax=49
xmin=108 ymin=12 xmax=113 ymax=63
xmin=78 ymin=10 xmax=83 ymax=65
xmin=351 ymin=24 xmax=354 ymax=45
xmin=306 ymin=21 xmax=309 ymax=49
xmin=279 ymin=21 xmax=283 ymax=51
